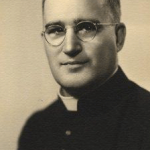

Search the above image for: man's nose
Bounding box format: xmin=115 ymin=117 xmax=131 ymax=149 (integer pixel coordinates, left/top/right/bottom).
xmin=62 ymin=28 xmax=82 ymax=57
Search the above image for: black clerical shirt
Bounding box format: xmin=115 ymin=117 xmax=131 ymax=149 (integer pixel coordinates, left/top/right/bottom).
xmin=18 ymin=67 xmax=150 ymax=150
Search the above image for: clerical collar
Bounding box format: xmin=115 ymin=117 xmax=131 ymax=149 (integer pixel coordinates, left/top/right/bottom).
xmin=58 ymin=67 xmax=118 ymax=111
xmin=58 ymin=89 xmax=78 ymax=111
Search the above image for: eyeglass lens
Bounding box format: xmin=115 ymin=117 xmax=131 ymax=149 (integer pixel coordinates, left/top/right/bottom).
xmin=44 ymin=22 xmax=97 ymax=46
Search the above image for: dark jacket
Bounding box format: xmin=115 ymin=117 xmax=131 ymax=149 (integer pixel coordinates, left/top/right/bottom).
xmin=18 ymin=68 xmax=150 ymax=150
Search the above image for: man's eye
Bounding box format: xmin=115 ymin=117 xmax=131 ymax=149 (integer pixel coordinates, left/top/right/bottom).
xmin=46 ymin=26 xmax=64 ymax=35
xmin=77 ymin=22 xmax=96 ymax=33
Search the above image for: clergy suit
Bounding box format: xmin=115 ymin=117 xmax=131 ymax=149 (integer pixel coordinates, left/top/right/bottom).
xmin=18 ymin=68 xmax=150 ymax=150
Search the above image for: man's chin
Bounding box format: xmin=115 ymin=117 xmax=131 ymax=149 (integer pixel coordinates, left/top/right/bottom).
xmin=58 ymin=79 xmax=101 ymax=98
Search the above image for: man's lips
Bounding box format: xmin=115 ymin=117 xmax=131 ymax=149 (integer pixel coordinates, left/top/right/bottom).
xmin=61 ymin=60 xmax=88 ymax=65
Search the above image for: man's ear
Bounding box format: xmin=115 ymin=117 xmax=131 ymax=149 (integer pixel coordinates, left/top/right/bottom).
xmin=115 ymin=23 xmax=126 ymax=52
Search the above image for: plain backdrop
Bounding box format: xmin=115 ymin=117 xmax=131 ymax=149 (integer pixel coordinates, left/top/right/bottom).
xmin=0 ymin=0 xmax=150 ymax=150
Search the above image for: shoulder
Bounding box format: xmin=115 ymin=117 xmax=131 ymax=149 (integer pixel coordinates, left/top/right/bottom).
xmin=126 ymin=81 xmax=150 ymax=129
xmin=133 ymin=82 xmax=150 ymax=111
xmin=18 ymin=99 xmax=62 ymax=149
xmin=123 ymin=82 xmax=150 ymax=147
xmin=26 ymin=99 xmax=63 ymax=124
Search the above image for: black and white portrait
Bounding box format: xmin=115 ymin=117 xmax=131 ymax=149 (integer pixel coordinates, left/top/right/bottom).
xmin=0 ymin=1 xmax=150 ymax=150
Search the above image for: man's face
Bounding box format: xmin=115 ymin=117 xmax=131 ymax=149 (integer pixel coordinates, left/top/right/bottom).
xmin=43 ymin=0 xmax=120 ymax=93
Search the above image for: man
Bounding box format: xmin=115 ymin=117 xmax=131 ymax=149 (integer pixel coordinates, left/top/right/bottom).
xmin=18 ymin=0 xmax=150 ymax=150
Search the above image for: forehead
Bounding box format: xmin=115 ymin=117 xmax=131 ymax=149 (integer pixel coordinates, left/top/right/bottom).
xmin=44 ymin=0 xmax=110 ymax=24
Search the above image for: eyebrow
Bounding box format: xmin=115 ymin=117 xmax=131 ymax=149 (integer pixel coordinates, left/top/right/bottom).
xmin=45 ymin=18 xmax=100 ymax=29
xmin=45 ymin=21 xmax=64 ymax=29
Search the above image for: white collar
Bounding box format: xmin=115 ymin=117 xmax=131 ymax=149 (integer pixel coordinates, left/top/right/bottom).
xmin=58 ymin=89 xmax=78 ymax=111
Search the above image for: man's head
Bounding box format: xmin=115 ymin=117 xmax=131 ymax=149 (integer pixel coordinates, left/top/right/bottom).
xmin=42 ymin=0 xmax=126 ymax=97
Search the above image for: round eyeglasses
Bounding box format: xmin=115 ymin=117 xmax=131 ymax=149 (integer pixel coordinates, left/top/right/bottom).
xmin=41 ymin=21 xmax=118 ymax=46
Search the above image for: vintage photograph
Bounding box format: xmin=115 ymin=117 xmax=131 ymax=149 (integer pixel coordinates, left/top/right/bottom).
xmin=0 ymin=0 xmax=150 ymax=150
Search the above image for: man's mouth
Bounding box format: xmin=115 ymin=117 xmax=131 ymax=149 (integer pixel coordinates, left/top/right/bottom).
xmin=61 ymin=60 xmax=88 ymax=71
xmin=61 ymin=61 xmax=88 ymax=65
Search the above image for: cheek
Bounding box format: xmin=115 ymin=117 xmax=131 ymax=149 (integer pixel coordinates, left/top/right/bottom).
xmin=44 ymin=43 xmax=53 ymax=57
xmin=87 ymin=39 xmax=116 ymax=62
xmin=44 ymin=43 xmax=60 ymax=63
xmin=44 ymin=44 xmax=59 ymax=75
xmin=84 ymin=35 xmax=117 ymax=74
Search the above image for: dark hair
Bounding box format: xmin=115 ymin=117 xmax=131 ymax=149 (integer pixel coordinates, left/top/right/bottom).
xmin=42 ymin=0 xmax=121 ymax=22
xmin=106 ymin=0 xmax=121 ymax=22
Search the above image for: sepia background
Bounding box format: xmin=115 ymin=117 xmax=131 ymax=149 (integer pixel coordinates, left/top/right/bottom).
xmin=0 ymin=0 xmax=150 ymax=150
